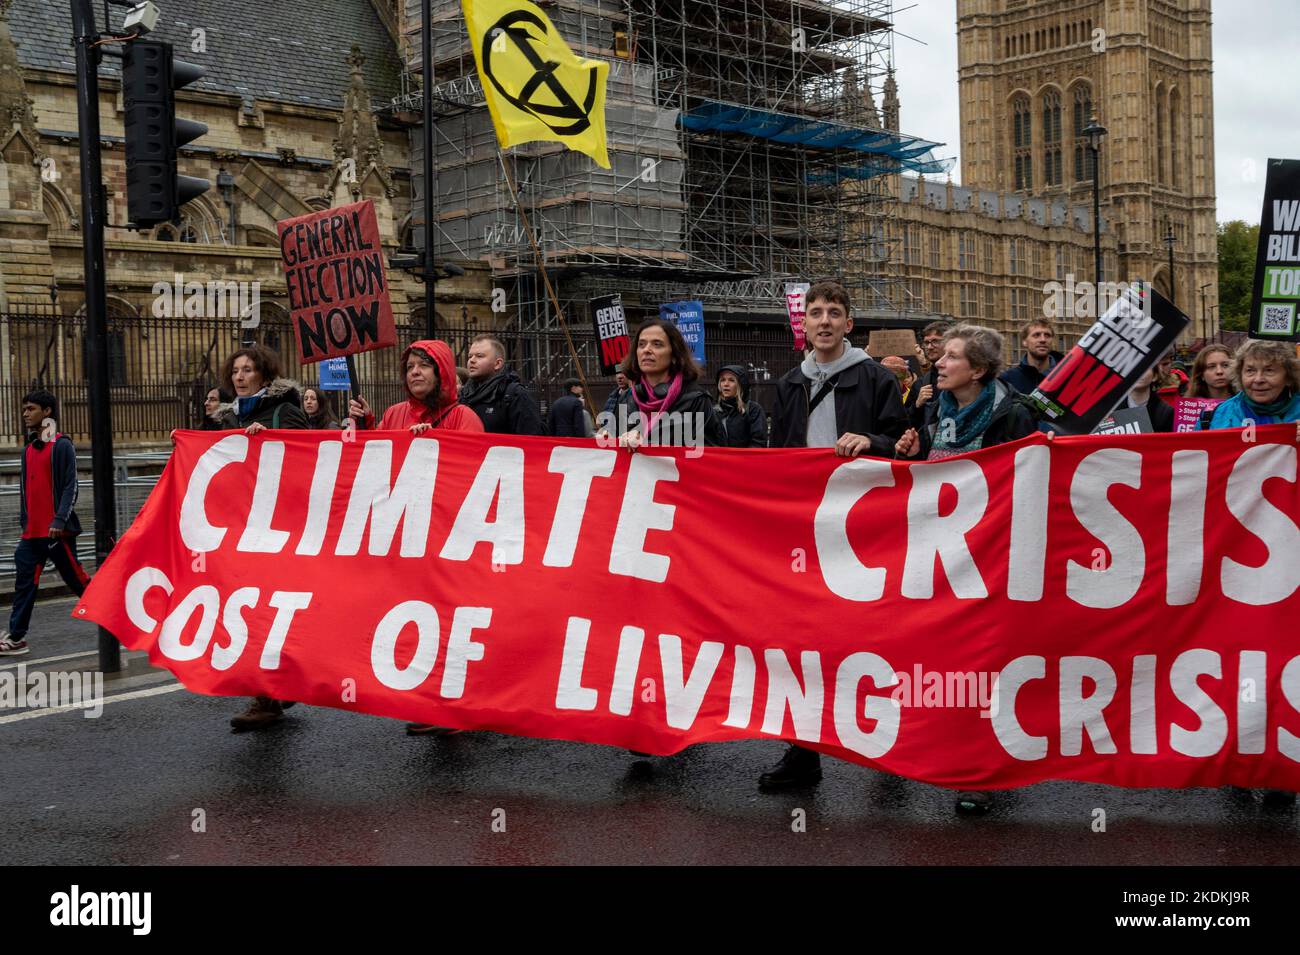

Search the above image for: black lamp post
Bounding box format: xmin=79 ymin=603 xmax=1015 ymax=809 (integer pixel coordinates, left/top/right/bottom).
xmin=1082 ymin=116 xmax=1107 ymax=318
xmin=1198 ymin=282 xmax=1212 ymax=340
xmin=1164 ymin=226 xmax=1176 ymax=307
xmin=48 ymin=278 xmax=59 ymax=310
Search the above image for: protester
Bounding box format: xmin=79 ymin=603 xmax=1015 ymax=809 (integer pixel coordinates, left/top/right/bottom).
xmin=201 ymin=386 xmax=237 ymax=430
xmin=1154 ymin=350 xmax=1188 ymax=405
xmin=603 ymin=371 xmax=630 ymax=417
xmin=1112 ymin=365 xmax=1175 ymax=432
xmin=1187 ymin=345 xmax=1237 ymax=400
xmin=1197 ymin=339 xmax=1300 ymax=432
xmin=892 ymin=325 xmax=1036 ymax=813
xmin=612 ymin=319 xmax=722 ymax=448
xmin=0 ymin=390 xmax=92 ymax=657
xmin=460 ymin=335 xmax=545 ymax=435
xmin=913 ymin=320 xmax=953 ymax=421
xmin=349 ymin=340 xmax=483 ymax=736
xmin=549 ymin=378 xmax=593 ymax=438
xmin=999 ymin=319 xmax=1057 ymax=395
xmin=349 ymin=339 xmax=484 ymax=434
xmin=880 ymin=355 xmax=919 ymax=422
xmin=302 ymin=387 xmax=341 ymax=430
xmin=715 ymin=364 xmax=767 ymax=447
xmin=759 ymin=280 xmax=906 ymax=792
xmin=220 ymin=347 xmax=309 ymax=729
xmin=895 ymin=324 xmax=1038 ymax=462
xmin=224 ymin=345 xmax=310 ymax=435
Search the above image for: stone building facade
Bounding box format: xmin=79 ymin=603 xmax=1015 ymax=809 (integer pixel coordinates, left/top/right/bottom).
xmin=948 ymin=0 xmax=1217 ymax=342
xmin=0 ymin=0 xmax=494 ymax=444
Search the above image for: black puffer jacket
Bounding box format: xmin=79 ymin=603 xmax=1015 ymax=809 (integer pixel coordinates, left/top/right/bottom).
xmin=614 ymin=380 xmax=723 ymax=448
xmin=715 ymin=364 xmax=767 ymax=447
xmin=460 ymin=368 xmax=545 ymax=435
xmin=234 ymin=378 xmax=309 ymax=430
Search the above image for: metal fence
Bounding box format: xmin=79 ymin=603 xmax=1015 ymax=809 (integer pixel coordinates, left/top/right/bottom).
xmin=1 ymin=309 xmax=820 ymax=444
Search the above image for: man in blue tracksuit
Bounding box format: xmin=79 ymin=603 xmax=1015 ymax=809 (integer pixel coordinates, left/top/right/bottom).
xmin=0 ymin=390 xmax=91 ymax=656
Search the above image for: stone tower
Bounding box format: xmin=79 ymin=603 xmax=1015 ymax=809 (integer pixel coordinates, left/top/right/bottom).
xmin=955 ymin=0 xmax=1217 ymax=332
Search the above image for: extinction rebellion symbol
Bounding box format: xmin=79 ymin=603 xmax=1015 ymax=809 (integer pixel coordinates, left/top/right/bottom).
xmin=482 ymin=11 xmax=598 ymax=136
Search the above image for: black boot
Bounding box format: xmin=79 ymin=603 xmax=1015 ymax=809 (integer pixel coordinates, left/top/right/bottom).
xmin=955 ymin=791 xmax=993 ymax=815
xmin=758 ymin=745 xmax=822 ymax=790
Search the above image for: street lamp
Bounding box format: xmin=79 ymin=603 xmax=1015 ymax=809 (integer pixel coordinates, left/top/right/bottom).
xmin=1082 ymin=116 xmax=1107 ymax=319
xmin=1198 ymin=282 xmax=1212 ymax=340
xmin=1163 ymin=226 xmax=1176 ymax=307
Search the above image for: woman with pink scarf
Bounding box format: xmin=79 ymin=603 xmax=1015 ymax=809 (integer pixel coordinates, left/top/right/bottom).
xmin=609 ymin=318 xmax=722 ymax=450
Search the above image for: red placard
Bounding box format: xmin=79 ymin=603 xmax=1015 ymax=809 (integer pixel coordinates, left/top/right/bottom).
xmin=75 ymin=428 xmax=1300 ymax=791
xmin=278 ymin=199 xmax=396 ymax=364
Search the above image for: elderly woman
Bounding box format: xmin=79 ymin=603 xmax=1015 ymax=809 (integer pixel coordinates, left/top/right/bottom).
xmin=1197 ymin=340 xmax=1300 ymax=431
xmin=894 ymin=323 xmax=1037 ymax=463
xmin=893 ymin=323 xmax=1038 ymax=817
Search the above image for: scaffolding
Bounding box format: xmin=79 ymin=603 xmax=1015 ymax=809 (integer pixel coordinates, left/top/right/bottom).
xmin=400 ymin=0 xmax=951 ymax=377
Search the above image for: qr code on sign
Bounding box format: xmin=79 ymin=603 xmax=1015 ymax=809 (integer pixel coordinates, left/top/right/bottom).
xmin=1260 ymin=303 xmax=1295 ymax=333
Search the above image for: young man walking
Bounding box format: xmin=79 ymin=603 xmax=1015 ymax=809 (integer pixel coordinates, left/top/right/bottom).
xmin=762 ymin=281 xmax=908 ymax=788
xmin=0 ymin=390 xmax=91 ymax=656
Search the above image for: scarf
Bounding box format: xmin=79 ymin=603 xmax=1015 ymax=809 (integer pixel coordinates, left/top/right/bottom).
xmin=236 ymin=388 xmax=267 ymax=419
xmin=932 ymin=381 xmax=998 ymax=453
xmin=1242 ymin=389 xmax=1295 ymax=420
xmin=631 ymin=374 xmax=684 ymax=435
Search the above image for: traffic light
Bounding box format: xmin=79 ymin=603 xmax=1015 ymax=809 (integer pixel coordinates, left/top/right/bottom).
xmin=122 ymin=39 xmax=209 ymax=228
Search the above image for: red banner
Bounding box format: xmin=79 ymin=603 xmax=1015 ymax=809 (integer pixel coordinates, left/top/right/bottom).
xmin=278 ymin=198 xmax=396 ymax=364
xmin=74 ymin=428 xmax=1300 ymax=791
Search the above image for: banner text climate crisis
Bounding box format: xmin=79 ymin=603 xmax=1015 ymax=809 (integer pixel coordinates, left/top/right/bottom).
xmin=75 ymin=429 xmax=1300 ymax=790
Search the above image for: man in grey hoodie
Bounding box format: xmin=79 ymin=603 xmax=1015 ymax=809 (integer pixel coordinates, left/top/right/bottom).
xmin=760 ymin=279 xmax=908 ymax=789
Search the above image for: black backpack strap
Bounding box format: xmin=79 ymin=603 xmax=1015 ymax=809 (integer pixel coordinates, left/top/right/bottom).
xmin=271 ymin=403 xmax=283 ymax=429
xmin=807 ymin=373 xmax=841 ymax=414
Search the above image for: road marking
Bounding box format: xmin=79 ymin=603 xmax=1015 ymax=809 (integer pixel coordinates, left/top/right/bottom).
xmin=0 ymin=682 xmax=183 ymax=724
xmin=0 ymin=650 xmax=97 ymax=672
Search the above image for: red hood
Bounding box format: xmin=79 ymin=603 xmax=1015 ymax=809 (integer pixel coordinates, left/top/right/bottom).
xmin=403 ymin=339 xmax=459 ymax=408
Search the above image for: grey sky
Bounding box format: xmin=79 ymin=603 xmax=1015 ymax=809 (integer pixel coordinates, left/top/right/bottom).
xmin=890 ymin=0 xmax=1300 ymax=224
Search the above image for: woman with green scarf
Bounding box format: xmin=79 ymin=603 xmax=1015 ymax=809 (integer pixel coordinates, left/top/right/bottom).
xmin=1197 ymin=340 xmax=1300 ymax=434
xmin=893 ymin=323 xmax=1038 ymax=818
xmin=894 ymin=323 xmax=1038 ymax=463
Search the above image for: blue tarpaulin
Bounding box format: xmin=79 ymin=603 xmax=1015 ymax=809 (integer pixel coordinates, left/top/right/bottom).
xmin=681 ymin=100 xmax=955 ymax=181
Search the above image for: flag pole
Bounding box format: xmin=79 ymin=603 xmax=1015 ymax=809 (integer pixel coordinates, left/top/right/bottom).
xmin=500 ymin=152 xmax=598 ymax=422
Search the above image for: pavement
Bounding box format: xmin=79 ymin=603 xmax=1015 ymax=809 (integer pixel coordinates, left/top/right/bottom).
xmin=4 ymin=596 xmax=1300 ymax=866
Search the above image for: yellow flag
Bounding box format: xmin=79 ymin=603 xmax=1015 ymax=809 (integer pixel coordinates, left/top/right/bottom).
xmin=462 ymin=0 xmax=610 ymax=169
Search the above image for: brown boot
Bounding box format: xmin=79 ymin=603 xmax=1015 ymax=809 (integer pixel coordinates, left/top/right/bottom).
xmin=230 ymin=696 xmax=284 ymax=732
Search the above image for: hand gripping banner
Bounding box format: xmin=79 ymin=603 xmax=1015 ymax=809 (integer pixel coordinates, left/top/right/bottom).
xmin=75 ymin=428 xmax=1300 ymax=791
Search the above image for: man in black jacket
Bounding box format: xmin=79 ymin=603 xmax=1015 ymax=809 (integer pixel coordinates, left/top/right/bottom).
xmin=759 ymin=280 xmax=908 ymax=789
xmin=461 ymin=335 xmax=545 ymax=435
xmin=999 ymin=319 xmax=1058 ymax=395
xmin=549 ymin=379 xmax=592 ymax=437
xmin=1 ymin=391 xmax=91 ymax=656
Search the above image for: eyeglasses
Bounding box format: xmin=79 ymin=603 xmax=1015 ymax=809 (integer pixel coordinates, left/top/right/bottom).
xmin=923 ymin=338 xmax=944 ymax=346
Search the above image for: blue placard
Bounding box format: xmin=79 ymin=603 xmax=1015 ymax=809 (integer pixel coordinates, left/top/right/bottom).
xmin=660 ymin=300 xmax=705 ymax=364
xmin=318 ymin=357 xmax=352 ymax=391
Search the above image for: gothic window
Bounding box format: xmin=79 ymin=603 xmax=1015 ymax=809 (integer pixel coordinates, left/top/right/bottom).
xmin=1155 ymin=83 xmax=1167 ymax=185
xmin=1072 ymin=84 xmax=1094 ymax=182
xmin=1013 ymin=95 xmax=1033 ymax=191
xmin=1042 ymin=90 xmax=1062 ymax=186
xmin=959 ymin=233 xmax=975 ymax=270
xmin=1169 ymin=87 xmax=1182 ymax=189
xmin=928 ymin=232 xmax=941 ymax=268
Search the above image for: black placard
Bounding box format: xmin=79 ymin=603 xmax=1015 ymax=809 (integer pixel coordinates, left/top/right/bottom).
xmin=590 ymin=293 xmax=630 ymax=375
xmin=1025 ymin=282 xmax=1189 ymax=434
xmin=1248 ymin=158 xmax=1300 ymax=342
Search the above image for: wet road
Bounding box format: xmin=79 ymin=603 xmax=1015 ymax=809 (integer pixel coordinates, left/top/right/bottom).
xmin=4 ymin=598 xmax=1299 ymax=866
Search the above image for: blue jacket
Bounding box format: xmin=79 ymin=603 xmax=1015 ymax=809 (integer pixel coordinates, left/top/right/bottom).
xmin=1199 ymin=391 xmax=1300 ymax=430
xmin=20 ymin=432 xmax=82 ymax=536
